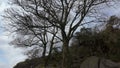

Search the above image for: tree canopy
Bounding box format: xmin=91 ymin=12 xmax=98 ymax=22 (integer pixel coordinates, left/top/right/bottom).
xmin=4 ymin=0 xmax=118 ymax=68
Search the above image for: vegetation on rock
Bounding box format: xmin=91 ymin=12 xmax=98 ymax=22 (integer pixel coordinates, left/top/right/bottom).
xmin=14 ymin=16 xmax=120 ymax=68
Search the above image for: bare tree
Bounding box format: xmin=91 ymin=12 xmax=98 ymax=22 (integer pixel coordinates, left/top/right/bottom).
xmin=6 ymin=9 xmax=59 ymax=67
xmin=4 ymin=0 xmax=115 ymax=68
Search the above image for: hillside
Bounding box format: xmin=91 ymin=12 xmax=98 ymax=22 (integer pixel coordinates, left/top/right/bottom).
xmin=14 ymin=16 xmax=120 ymax=68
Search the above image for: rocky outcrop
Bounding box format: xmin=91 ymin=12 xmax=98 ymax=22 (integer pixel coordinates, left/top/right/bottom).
xmin=80 ymin=56 xmax=120 ymax=68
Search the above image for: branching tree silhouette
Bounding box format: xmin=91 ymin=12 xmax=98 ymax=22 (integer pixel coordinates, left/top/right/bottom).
xmin=4 ymin=0 xmax=115 ymax=68
xmin=8 ymin=14 xmax=59 ymax=67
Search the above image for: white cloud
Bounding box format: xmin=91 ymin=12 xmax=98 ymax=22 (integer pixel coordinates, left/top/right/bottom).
xmin=0 ymin=1 xmax=27 ymax=68
xmin=0 ymin=32 xmax=27 ymax=68
xmin=0 ymin=0 xmax=10 ymax=12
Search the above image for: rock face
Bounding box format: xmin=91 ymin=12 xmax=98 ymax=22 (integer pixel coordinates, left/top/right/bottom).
xmin=80 ymin=56 xmax=120 ymax=68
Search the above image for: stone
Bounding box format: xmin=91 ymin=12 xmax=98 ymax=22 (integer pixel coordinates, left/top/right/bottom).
xmin=80 ymin=56 xmax=120 ymax=68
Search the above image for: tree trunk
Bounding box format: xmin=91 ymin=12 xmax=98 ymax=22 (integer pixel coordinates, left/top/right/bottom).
xmin=44 ymin=42 xmax=53 ymax=68
xmin=42 ymin=45 xmax=47 ymax=68
xmin=62 ymin=40 xmax=71 ymax=68
xmin=42 ymin=45 xmax=46 ymax=57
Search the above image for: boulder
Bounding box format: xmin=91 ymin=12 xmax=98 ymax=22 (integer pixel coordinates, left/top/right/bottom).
xmin=80 ymin=56 xmax=120 ymax=68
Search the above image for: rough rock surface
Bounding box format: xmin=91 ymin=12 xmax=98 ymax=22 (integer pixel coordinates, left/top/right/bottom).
xmin=80 ymin=56 xmax=120 ymax=68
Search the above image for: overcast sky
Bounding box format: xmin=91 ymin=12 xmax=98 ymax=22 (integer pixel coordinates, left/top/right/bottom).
xmin=0 ymin=0 xmax=120 ymax=68
xmin=0 ymin=0 xmax=27 ymax=68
